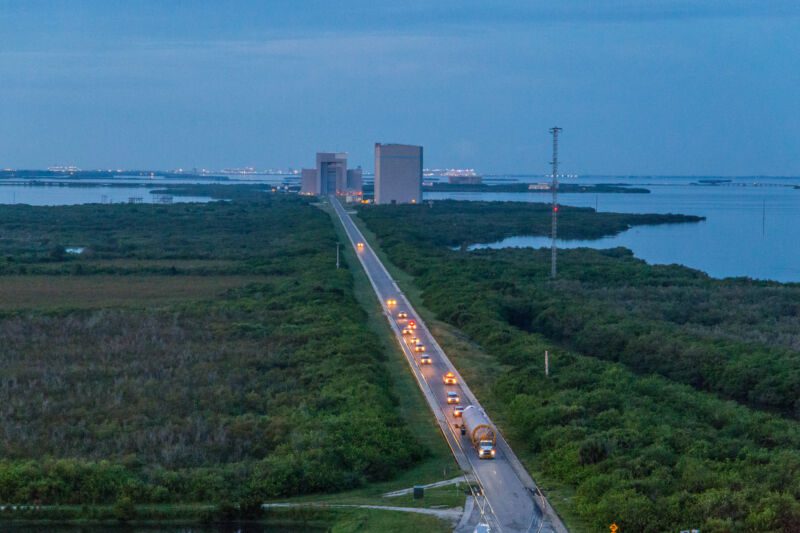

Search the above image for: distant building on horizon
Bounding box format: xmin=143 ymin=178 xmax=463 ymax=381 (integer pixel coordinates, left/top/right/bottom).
xmin=374 ymin=143 xmax=422 ymax=205
xmin=448 ymin=174 xmax=482 ymax=185
xmin=316 ymin=152 xmax=348 ymax=195
xmin=300 ymin=152 xmax=363 ymax=199
xmin=301 ymin=168 xmax=317 ymax=194
xmin=347 ymin=167 xmax=363 ymax=193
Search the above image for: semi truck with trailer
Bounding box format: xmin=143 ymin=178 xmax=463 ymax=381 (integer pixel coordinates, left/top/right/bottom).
xmin=462 ymin=406 xmax=497 ymax=459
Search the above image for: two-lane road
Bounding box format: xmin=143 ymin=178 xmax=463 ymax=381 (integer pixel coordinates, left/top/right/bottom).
xmin=331 ymin=198 xmax=565 ymax=533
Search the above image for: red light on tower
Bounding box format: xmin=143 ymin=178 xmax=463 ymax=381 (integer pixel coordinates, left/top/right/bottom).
xmin=549 ymin=126 xmax=562 ymax=279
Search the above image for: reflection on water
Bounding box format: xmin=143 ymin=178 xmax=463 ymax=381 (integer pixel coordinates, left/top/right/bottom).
xmin=0 ymin=173 xmax=296 ymax=206
xmin=2 ymin=176 xmax=798 ymax=281
xmin=430 ymin=177 xmax=800 ymax=282
xmin=0 ymin=184 xmax=213 ymax=206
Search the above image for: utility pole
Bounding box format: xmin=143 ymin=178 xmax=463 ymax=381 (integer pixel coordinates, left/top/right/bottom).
xmin=336 ymin=243 xmax=340 ymax=269
xmin=550 ymin=127 xmax=562 ymax=279
xmin=545 ymin=350 xmax=550 ymax=377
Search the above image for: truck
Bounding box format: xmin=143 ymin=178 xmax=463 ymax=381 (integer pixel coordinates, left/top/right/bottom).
xmin=462 ymin=406 xmax=497 ymax=459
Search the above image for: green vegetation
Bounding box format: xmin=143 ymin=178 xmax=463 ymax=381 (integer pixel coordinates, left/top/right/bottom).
xmin=358 ymin=200 xmax=800 ymax=417
xmin=0 ymin=194 xmax=431 ymax=516
xmin=321 ymin=202 xmax=460 ymax=485
xmin=0 ymin=504 xmax=451 ymax=532
xmin=360 ymin=199 xmax=701 ymax=249
xmin=0 ymin=275 xmax=262 ymax=310
xmin=357 ymin=200 xmax=800 ymax=532
xmin=0 ymin=200 xmax=293 ymax=264
xmin=262 ymin=505 xmax=453 ymax=533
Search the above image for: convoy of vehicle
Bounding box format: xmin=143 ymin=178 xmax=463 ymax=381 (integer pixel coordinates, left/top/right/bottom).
xmin=393 ymin=306 xmax=494 ymax=461
xmin=462 ymin=406 xmax=497 ymax=459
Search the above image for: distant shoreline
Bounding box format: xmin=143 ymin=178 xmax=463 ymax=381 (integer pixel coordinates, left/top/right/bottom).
xmin=423 ymin=182 xmax=650 ymax=194
xmin=0 ymin=170 xmax=228 ymax=181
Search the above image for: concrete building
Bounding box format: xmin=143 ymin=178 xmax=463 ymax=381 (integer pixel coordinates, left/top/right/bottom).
xmin=346 ymin=167 xmax=363 ymax=192
xmin=300 ymin=153 xmax=363 ymax=199
xmin=374 ymin=143 xmax=423 ymax=205
xmin=301 ymin=168 xmax=318 ymax=195
xmin=316 ymin=152 xmax=348 ymax=195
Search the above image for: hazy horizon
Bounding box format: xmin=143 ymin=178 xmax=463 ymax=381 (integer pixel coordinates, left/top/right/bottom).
xmin=2 ymin=1 xmax=799 ymax=175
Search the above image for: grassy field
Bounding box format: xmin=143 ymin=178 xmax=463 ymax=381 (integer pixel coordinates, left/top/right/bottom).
xmin=0 ymin=192 xmax=455 ymax=532
xmin=0 ymin=274 xmax=264 ymax=310
xmin=24 ymin=258 xmax=243 ymax=276
xmin=264 ymin=505 xmax=453 ymax=533
xmin=1 ymin=502 xmax=453 ymax=532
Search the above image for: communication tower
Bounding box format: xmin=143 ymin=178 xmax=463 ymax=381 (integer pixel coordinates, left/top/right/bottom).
xmin=550 ymin=127 xmax=562 ymax=279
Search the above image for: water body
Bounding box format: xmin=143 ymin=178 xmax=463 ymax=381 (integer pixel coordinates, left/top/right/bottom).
xmin=2 ymin=175 xmax=798 ymax=281
xmin=0 ymin=174 xmax=294 ymax=206
xmin=0 ymin=184 xmax=212 ymax=205
xmin=428 ymin=176 xmax=800 ymax=282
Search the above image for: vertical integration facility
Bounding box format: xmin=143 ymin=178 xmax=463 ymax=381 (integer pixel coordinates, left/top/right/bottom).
xmin=301 ymin=152 xmax=363 ymax=200
xmin=374 ymin=143 xmax=423 ymax=205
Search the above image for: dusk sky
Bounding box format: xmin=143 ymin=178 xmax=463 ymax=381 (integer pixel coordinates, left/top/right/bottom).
xmin=1 ymin=0 xmax=799 ymax=175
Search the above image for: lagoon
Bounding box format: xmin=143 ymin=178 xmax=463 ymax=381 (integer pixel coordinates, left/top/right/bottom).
xmin=2 ymin=175 xmax=798 ymax=281
xmin=429 ymin=176 xmax=800 ymax=282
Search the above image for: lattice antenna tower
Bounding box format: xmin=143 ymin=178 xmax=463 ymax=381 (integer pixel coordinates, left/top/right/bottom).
xmin=549 ymin=127 xmax=562 ymax=279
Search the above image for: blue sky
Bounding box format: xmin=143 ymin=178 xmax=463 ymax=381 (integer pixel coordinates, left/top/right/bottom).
xmin=1 ymin=0 xmax=799 ymax=174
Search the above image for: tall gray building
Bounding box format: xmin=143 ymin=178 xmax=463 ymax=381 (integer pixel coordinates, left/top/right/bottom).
xmin=316 ymin=152 xmax=348 ymax=195
xmin=374 ymin=143 xmax=422 ymax=205
xmin=346 ymin=167 xmax=363 ymax=193
xmin=301 ymin=168 xmax=317 ymax=195
xmin=300 ymin=152 xmax=363 ymax=198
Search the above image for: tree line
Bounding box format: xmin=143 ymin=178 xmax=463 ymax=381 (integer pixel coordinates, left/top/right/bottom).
xmin=358 ymin=200 xmax=800 ymax=532
xmin=0 ymin=195 xmax=426 ymax=507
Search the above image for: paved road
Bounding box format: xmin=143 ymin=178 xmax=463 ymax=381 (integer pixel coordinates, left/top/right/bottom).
xmin=263 ymin=503 xmax=464 ymax=522
xmin=331 ymin=198 xmax=566 ymax=533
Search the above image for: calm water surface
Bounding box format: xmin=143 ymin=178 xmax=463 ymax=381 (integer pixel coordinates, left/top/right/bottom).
xmin=427 ymin=176 xmax=800 ymax=282
xmin=2 ymin=176 xmax=798 ymax=282
xmin=0 ymin=174 xmax=293 ymax=205
xmin=0 ymin=184 xmax=212 ymax=205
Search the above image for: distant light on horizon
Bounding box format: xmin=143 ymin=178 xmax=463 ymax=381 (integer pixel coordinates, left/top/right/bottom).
xmin=1 ymin=2 xmax=798 ymax=175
